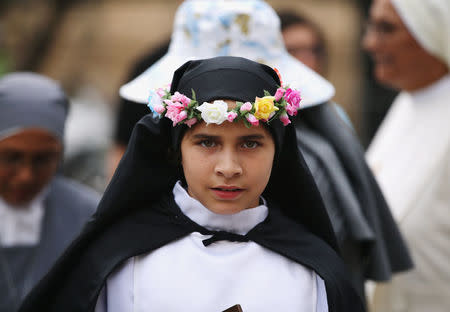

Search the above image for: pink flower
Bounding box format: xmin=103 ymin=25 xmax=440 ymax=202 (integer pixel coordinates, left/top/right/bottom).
xmin=163 ymin=99 xmax=174 ymax=106
xmin=227 ymin=111 xmax=238 ymax=122
xmin=153 ymin=103 xmax=166 ymax=114
xmin=165 ymin=100 xmax=187 ymax=126
xmin=156 ymin=88 xmax=167 ymax=98
xmin=171 ymin=92 xmax=191 ymax=107
xmin=246 ymin=114 xmax=259 ymax=126
xmin=175 ymin=111 xmax=188 ymax=124
xmin=279 ymin=113 xmax=291 ymax=126
xmin=185 ymin=117 xmax=197 ymax=128
xmin=240 ymin=102 xmax=253 ymax=113
xmin=284 ymin=88 xmax=301 ymax=109
xmin=286 ymin=104 xmax=298 ymax=117
xmin=274 ymin=87 xmax=285 ymax=101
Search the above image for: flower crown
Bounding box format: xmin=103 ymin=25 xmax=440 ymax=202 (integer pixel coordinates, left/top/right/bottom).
xmin=147 ymin=71 xmax=301 ymax=128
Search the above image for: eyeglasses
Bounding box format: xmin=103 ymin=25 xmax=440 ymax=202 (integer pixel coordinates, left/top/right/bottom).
xmin=364 ymin=20 xmax=399 ymax=38
xmin=287 ymin=45 xmax=325 ymax=58
xmin=0 ymin=150 xmax=61 ymax=173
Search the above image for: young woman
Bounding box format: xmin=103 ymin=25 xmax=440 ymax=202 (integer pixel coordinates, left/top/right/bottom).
xmin=19 ymin=56 xmax=365 ymax=312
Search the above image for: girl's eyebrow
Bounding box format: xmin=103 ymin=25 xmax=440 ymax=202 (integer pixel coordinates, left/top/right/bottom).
xmin=191 ymin=133 xmax=266 ymax=140
xmin=191 ymin=134 xmax=220 ymax=140
xmin=238 ymin=134 xmax=265 ymax=140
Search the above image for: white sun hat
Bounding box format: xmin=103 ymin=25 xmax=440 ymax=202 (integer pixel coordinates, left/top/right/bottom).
xmin=120 ymin=0 xmax=335 ymax=108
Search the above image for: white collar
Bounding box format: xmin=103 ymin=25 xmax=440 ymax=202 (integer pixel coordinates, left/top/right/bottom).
xmin=172 ymin=181 xmax=268 ymax=235
xmin=0 ymin=191 xmax=47 ymax=247
xmin=410 ymin=73 xmax=450 ymax=104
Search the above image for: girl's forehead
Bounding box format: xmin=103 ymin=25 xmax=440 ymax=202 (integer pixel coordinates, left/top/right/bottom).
xmin=187 ymin=120 xmax=272 ymax=139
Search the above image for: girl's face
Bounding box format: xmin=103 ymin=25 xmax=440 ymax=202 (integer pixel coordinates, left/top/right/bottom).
xmin=180 ymin=102 xmax=275 ymax=214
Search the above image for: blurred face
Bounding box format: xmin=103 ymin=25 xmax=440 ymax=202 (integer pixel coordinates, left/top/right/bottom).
xmin=180 ymin=102 xmax=275 ymax=214
xmin=282 ymin=24 xmax=325 ymax=74
xmin=363 ymin=0 xmax=448 ymax=91
xmin=0 ymin=129 xmax=62 ymax=206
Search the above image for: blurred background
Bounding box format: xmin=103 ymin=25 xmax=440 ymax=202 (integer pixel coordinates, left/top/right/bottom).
xmin=0 ymin=0 xmax=397 ymax=190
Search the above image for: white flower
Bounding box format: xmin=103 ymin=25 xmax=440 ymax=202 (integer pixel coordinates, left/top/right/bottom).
xmin=196 ymin=100 xmax=228 ymax=125
xmin=148 ymin=90 xmax=165 ymax=115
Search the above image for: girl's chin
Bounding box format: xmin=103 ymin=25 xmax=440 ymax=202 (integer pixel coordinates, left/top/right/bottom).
xmin=205 ymin=203 xmax=248 ymax=215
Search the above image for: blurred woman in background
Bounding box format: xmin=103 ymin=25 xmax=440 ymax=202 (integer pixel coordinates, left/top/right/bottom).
xmin=364 ymin=0 xmax=450 ymax=310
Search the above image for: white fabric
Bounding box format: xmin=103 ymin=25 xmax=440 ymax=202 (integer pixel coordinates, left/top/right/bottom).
xmin=95 ymin=182 xmax=328 ymax=312
xmin=119 ymin=0 xmax=335 ymax=108
xmin=173 ymin=181 xmax=268 ymax=235
xmin=367 ymin=74 xmax=450 ymax=312
xmin=391 ymin=0 xmax=450 ymax=68
xmin=0 ymin=194 xmax=45 ymax=247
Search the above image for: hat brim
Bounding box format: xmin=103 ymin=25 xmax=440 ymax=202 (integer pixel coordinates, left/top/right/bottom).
xmin=119 ymin=51 xmax=335 ymax=108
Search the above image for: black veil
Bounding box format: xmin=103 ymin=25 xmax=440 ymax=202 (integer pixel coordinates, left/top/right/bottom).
xmin=94 ymin=56 xmax=338 ymax=251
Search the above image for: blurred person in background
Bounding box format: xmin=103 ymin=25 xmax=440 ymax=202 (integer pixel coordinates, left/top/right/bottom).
xmin=62 ymin=87 xmax=112 ymax=193
xmin=278 ymin=10 xmax=353 ymax=128
xmin=358 ymin=0 xmax=399 ymax=148
xmin=363 ymin=0 xmax=450 ymax=311
xmin=0 ymin=73 xmax=99 ymax=312
xmin=118 ymin=0 xmax=412 ymax=303
xmin=278 ymin=10 xmax=328 ymax=75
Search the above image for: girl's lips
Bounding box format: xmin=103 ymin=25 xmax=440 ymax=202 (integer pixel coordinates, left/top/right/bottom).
xmin=211 ymin=187 xmax=244 ymax=200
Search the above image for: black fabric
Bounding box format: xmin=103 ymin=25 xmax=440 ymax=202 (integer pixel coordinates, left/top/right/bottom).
xmin=169 ymin=56 xmax=285 ymax=154
xmin=19 ymin=194 xmax=365 ymax=312
xmin=170 ymin=56 xmax=280 ymax=104
xmin=298 ymin=102 xmax=413 ymax=281
xmin=114 ymin=41 xmax=170 ymax=145
xmin=201 ymin=230 xmax=250 ymax=246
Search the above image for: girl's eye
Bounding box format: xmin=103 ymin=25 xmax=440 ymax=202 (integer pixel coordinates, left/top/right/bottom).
xmin=242 ymin=141 xmax=259 ymax=149
xmin=200 ymin=140 xmax=216 ymax=148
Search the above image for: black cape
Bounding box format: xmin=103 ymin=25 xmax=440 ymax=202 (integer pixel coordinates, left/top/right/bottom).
xmin=19 ymin=193 xmax=364 ymax=312
xmin=298 ymin=103 xmax=412 ymax=282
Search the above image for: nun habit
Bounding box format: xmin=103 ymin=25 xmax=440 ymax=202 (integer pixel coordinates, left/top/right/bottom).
xmin=0 ymin=73 xmax=99 ymax=312
xmin=18 ymin=57 xmax=365 ymax=312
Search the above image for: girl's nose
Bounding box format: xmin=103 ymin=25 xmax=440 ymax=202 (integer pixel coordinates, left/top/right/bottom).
xmin=214 ymin=150 xmax=243 ymax=179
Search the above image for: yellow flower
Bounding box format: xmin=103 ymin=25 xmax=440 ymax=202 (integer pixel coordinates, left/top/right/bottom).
xmin=254 ymin=96 xmax=278 ymax=120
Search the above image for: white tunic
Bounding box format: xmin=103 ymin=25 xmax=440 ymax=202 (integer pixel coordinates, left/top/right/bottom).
xmin=367 ymin=74 xmax=450 ymax=221
xmin=367 ymin=74 xmax=450 ymax=312
xmin=95 ymin=182 xmax=328 ymax=312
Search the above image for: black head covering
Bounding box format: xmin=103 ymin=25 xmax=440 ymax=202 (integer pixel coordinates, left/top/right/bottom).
xmin=169 ymin=56 xmax=285 ymax=156
xmin=97 ymin=56 xmax=338 ymax=251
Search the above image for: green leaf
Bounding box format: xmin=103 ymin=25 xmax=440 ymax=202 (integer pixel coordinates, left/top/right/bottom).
xmin=263 ymin=90 xmax=271 ymax=96
xmin=191 ymin=89 xmax=197 ymax=101
xmin=189 ymin=100 xmax=197 ymax=109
